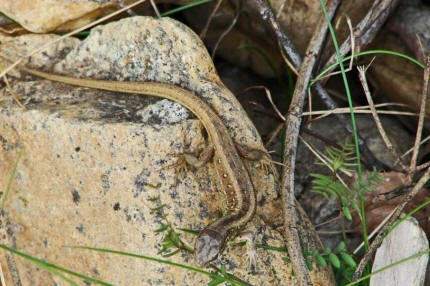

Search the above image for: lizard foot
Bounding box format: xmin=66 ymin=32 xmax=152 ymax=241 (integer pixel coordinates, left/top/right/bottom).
xmin=235 ymin=232 xmax=258 ymax=269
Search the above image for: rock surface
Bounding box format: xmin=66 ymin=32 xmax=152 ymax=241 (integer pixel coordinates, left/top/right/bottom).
xmin=369 ymin=0 xmax=430 ymax=116
xmin=0 ymin=0 xmax=119 ymax=33
xmin=0 ymin=0 xmax=378 ymax=76
xmin=0 ymin=17 xmax=334 ymax=285
xmin=370 ymin=216 xmax=429 ymax=286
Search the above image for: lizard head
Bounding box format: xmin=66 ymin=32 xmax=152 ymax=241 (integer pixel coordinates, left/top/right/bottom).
xmin=195 ymin=228 xmax=226 ymax=266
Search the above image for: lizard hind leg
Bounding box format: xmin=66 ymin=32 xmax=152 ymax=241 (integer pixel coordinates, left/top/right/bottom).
xmin=160 ymin=143 xmax=215 ymax=185
xmin=234 ymin=143 xmax=278 ymax=177
xmin=182 ymin=145 xmax=215 ymax=168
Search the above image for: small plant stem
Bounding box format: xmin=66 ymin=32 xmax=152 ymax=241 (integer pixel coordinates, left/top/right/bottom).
xmin=149 ymin=0 xmax=161 ymax=17
xmin=352 ymin=167 xmax=430 ymax=281
xmin=319 ymin=0 xmax=369 ymax=253
xmin=322 ymin=0 xmax=400 ymax=72
xmin=211 ymin=0 xmax=240 ymax=59
xmin=0 ymin=61 xmax=26 ymax=108
xmin=200 ymin=0 xmax=223 ymax=39
xmin=357 ymin=65 xmax=407 ymax=170
xmin=402 ymin=134 xmax=430 ymax=158
xmin=336 ymin=197 xmax=348 ymax=249
xmin=255 ymin=0 xmax=340 ymax=285
xmin=255 ymin=0 xmax=387 ymax=170
xmin=416 ymin=160 xmax=430 ymax=171
xmin=408 ymin=54 xmax=430 ymax=181
xmin=1 ymin=149 xmax=22 ymax=210
xmin=349 ymin=249 xmax=430 ymax=286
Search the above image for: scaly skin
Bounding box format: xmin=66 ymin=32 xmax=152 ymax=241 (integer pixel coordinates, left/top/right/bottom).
xmin=7 ymin=62 xmax=257 ymax=266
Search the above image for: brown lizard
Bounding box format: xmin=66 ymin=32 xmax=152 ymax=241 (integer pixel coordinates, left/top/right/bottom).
xmin=5 ymin=61 xmax=262 ymax=266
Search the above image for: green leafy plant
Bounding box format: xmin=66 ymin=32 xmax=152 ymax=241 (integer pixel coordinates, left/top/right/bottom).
xmin=307 ymin=241 xmax=356 ymax=268
xmin=311 ymin=138 xmax=382 ymax=220
xmin=281 ymin=241 xmax=357 ymax=285
xmin=147 ymin=195 xmax=194 ymax=257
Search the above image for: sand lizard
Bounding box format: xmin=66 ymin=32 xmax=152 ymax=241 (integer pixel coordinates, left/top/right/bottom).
xmin=5 ymin=61 xmax=259 ymax=266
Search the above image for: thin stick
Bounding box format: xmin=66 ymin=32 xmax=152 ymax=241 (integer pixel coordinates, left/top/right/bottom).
xmin=266 ymin=104 xmax=416 ymax=148
xmin=352 ymin=167 xmax=430 ymax=281
xmin=357 ymin=63 xmax=407 ymax=170
xmin=278 ymin=40 xmax=299 ymax=76
xmin=1 ymin=68 xmax=26 ymax=108
xmin=313 ymin=15 xmax=355 ymax=82
xmin=304 ymin=107 xmax=418 ymax=118
xmin=265 ymin=122 xmax=284 ymax=147
xmin=416 ymin=161 xmax=430 ymax=171
xmin=322 ymin=0 xmax=400 ymax=72
xmin=149 ymin=0 xmax=161 ymax=17
xmin=255 ymin=1 xmax=341 ymax=285
xmin=241 ymin=85 xmax=286 ymax=121
xmin=210 ymin=0 xmax=240 ymax=59
xmin=300 ymin=135 xmax=353 ymax=178
xmin=402 ymin=134 xmax=430 ymax=158
xmin=276 ymin=0 xmax=288 ymax=18
xmin=409 ymin=54 xmax=430 ymax=179
xmin=200 ymin=0 xmax=223 ymax=39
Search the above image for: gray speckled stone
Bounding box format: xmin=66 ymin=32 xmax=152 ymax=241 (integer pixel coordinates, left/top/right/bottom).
xmin=0 ymin=16 xmax=333 ymax=285
xmin=371 ymin=216 xmax=429 ymax=286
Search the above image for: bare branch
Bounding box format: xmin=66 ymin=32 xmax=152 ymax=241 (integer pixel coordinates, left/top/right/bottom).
xmin=255 ymin=0 xmax=341 ymax=285
xmin=352 ymin=167 xmax=430 ymax=280
xmin=357 ymin=64 xmax=407 ymax=170
xmin=409 ymin=54 xmax=430 ymax=179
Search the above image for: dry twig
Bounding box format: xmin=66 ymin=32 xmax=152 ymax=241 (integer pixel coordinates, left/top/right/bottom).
xmin=255 ymin=0 xmax=387 ymax=169
xmin=352 ymin=167 xmax=430 ymax=281
xmin=200 ymin=0 xmax=223 ymax=39
xmin=276 ymin=0 xmax=288 ymax=19
xmin=408 ymin=54 xmax=430 ymax=180
xmin=149 ymin=0 xmax=161 ymax=17
xmin=352 ymin=53 xmax=430 ymax=282
xmin=0 ymin=68 xmax=25 ymax=109
xmin=314 ymin=15 xmax=355 ymax=82
xmin=241 ymin=85 xmax=286 ymax=121
xmin=402 ymin=134 xmax=430 ymax=158
xmin=254 ymin=0 xmax=340 ymax=285
xmin=211 ymin=0 xmax=241 ymax=59
xmin=357 ymin=63 xmax=407 ymax=170
xmin=322 ymin=0 xmax=400 ymax=72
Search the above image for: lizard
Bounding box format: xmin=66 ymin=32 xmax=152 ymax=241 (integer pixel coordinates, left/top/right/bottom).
xmin=4 ymin=60 xmax=262 ymax=267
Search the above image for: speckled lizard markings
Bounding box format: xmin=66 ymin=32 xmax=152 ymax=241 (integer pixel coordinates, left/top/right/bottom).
xmin=9 ymin=62 xmax=257 ymax=266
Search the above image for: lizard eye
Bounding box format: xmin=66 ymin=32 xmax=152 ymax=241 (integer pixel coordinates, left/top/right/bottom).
xmin=195 ymin=231 xmax=224 ymax=266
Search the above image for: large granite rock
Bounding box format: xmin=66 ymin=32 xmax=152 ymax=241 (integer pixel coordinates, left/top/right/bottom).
xmin=0 ymin=16 xmax=333 ymax=285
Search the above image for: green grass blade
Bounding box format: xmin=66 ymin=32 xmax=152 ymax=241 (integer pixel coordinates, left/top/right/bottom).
xmin=67 ymin=245 xmax=248 ymax=286
xmin=0 ymin=12 xmax=20 ymax=25
xmin=256 ymin=244 xmax=288 ymax=253
xmin=386 ymin=199 xmax=430 ymax=238
xmin=177 ymin=228 xmax=199 ymax=235
xmin=36 ymin=265 xmax=79 ymax=286
xmin=313 ymin=50 xmax=425 ymax=84
xmin=346 ymin=249 xmax=430 ymax=285
xmin=0 ymin=245 xmax=113 ymax=285
xmin=160 ymin=0 xmax=212 ymax=17
xmin=1 ymin=149 xmax=22 ymax=210
xmin=319 ymin=0 xmax=368 ymax=251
